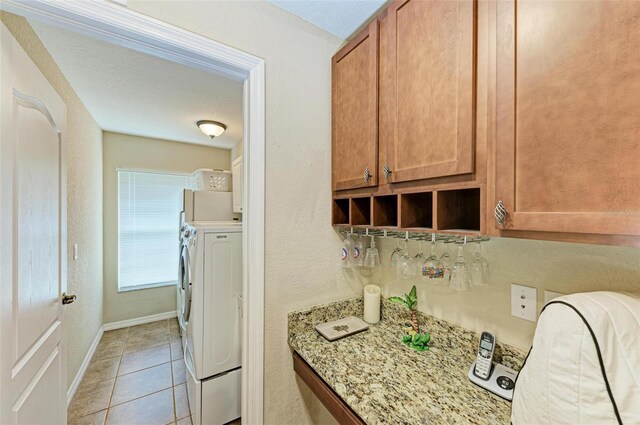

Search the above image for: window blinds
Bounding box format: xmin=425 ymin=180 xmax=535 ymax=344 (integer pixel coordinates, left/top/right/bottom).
xmin=118 ymin=170 xmax=194 ymax=291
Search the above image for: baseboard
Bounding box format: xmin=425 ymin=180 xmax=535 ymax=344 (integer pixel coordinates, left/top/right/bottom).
xmin=66 ymin=311 xmax=178 ymax=405
xmin=103 ymin=310 xmax=178 ymax=331
xmin=67 ymin=325 xmax=104 ymax=406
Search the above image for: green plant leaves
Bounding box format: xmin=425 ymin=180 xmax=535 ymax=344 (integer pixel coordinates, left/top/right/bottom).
xmin=389 ymin=285 xmax=419 ymax=311
xmin=388 ymin=296 xmax=407 ymax=307
xmin=401 ymin=331 xmax=431 ymax=351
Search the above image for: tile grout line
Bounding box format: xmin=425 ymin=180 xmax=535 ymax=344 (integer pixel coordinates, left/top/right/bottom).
xmin=169 ymin=319 xmax=178 ymax=424
xmin=107 ymin=385 xmax=175 ymax=409
xmin=103 ymin=326 xmax=129 ymax=425
xmin=71 ymin=320 xmax=179 ymax=425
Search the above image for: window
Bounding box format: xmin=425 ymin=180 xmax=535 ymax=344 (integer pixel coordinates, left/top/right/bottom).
xmin=118 ymin=170 xmax=194 ymax=291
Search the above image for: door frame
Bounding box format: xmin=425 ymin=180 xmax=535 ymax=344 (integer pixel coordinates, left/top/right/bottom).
xmin=0 ymin=1 xmax=266 ymax=423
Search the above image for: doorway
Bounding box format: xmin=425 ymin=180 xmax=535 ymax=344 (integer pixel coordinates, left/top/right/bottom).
xmin=0 ymin=2 xmax=265 ymax=424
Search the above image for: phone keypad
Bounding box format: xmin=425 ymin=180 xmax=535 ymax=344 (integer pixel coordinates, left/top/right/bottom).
xmin=475 ymin=357 xmax=491 ymax=378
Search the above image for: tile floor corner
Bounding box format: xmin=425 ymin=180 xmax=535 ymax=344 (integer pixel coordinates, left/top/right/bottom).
xmin=68 ymin=319 xmax=196 ymax=425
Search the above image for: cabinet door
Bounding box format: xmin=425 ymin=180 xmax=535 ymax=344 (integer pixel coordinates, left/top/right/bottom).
xmin=387 ymin=0 xmax=475 ymax=183
xmin=231 ymin=156 xmax=243 ymax=213
xmin=495 ymin=0 xmax=640 ymax=236
xmin=332 ymin=20 xmax=378 ymax=191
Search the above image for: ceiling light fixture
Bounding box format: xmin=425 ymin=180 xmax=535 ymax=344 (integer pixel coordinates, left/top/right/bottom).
xmin=197 ymin=120 xmax=226 ymax=139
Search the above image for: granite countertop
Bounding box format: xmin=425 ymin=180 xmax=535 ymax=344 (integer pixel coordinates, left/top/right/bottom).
xmin=288 ymin=298 xmax=526 ymax=425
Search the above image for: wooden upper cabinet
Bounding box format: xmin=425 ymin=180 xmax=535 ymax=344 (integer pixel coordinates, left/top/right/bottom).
xmin=332 ymin=20 xmax=379 ymax=191
xmin=387 ymin=0 xmax=476 ymax=183
xmin=495 ymin=0 xmax=640 ymax=237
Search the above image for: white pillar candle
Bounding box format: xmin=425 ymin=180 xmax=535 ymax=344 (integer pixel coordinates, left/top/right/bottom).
xmin=363 ymin=284 xmax=381 ymax=324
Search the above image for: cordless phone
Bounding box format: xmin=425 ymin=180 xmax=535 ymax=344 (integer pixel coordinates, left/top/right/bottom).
xmin=474 ymin=331 xmax=495 ymax=380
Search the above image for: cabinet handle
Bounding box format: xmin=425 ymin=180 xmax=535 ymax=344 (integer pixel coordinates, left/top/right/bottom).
xmin=364 ymin=167 xmax=372 ymax=183
xmin=383 ymin=163 xmax=392 ymax=181
xmin=494 ymin=200 xmax=508 ymax=225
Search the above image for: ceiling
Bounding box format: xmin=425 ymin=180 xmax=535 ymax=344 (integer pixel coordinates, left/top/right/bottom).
xmin=29 ymin=20 xmax=243 ymax=149
xmin=268 ymin=0 xmax=387 ymax=39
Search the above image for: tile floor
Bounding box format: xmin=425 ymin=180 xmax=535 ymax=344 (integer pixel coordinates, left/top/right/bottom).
xmin=68 ymin=319 xmax=191 ymax=425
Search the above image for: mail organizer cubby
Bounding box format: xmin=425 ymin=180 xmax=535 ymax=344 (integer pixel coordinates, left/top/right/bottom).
xmin=399 ymin=192 xmax=433 ymax=230
xmin=436 ymin=188 xmax=481 ymax=232
xmin=350 ymin=197 xmax=372 ymax=226
xmin=372 ymin=195 xmax=398 ymax=228
xmin=332 ymin=198 xmax=350 ymax=226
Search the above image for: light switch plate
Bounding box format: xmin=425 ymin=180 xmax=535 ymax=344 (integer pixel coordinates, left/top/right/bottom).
xmin=511 ymin=283 xmax=537 ymax=322
xmin=73 ymin=243 xmax=78 ymax=261
xmin=544 ymin=290 xmax=565 ymax=305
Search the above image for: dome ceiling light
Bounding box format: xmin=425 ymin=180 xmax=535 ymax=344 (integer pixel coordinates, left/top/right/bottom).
xmin=197 ymin=120 xmax=226 ymax=139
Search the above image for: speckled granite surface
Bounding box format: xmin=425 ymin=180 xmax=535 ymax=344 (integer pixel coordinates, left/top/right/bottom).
xmin=288 ymin=298 xmax=527 ymax=425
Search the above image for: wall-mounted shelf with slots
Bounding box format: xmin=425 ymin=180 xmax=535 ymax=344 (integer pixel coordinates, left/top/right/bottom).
xmin=332 ymin=198 xmax=350 ymax=226
xmin=399 ymin=192 xmax=433 ymax=230
xmin=372 ymin=195 xmax=398 ymax=228
xmin=436 ymin=188 xmax=481 ymax=233
xmin=350 ymin=197 xmax=372 ymax=226
xmin=333 ymin=186 xmax=482 ymax=235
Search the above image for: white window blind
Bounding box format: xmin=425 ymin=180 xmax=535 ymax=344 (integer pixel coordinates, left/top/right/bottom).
xmin=118 ymin=170 xmax=194 ymax=291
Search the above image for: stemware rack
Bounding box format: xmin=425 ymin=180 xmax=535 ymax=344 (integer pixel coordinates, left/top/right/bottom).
xmin=338 ymin=228 xmax=491 ymax=244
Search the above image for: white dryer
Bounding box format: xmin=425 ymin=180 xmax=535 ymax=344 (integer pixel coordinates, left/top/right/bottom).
xmin=179 ymin=222 xmax=242 ymax=425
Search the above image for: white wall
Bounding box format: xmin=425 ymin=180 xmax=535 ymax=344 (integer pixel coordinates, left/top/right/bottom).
xmin=102 ymin=131 xmax=231 ymax=324
xmin=126 ymin=2 xmax=352 ymax=424
xmin=1 ymin=12 xmax=104 ymax=389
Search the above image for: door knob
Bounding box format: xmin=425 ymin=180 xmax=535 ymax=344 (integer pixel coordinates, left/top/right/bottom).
xmin=62 ymin=293 xmax=77 ymax=305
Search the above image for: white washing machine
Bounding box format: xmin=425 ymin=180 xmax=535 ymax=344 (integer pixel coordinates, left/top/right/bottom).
xmin=179 ymin=222 xmax=242 ymax=425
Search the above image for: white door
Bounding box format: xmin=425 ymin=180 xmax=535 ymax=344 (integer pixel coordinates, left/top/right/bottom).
xmin=0 ymin=24 xmax=69 ymax=425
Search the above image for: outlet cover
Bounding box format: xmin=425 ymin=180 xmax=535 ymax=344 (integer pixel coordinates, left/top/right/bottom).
xmin=511 ymin=283 xmax=537 ymax=322
xmin=544 ymin=290 xmax=565 ymax=305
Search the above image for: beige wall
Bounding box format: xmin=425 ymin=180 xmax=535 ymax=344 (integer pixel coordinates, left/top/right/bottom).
xmin=1 ymin=13 xmax=104 ymax=389
xmin=231 ymin=140 xmax=243 ymax=162
xmin=102 ymin=131 xmax=231 ymax=323
xmin=126 ymin=2 xmax=350 ymax=424
xmin=369 ymin=237 xmax=640 ymax=350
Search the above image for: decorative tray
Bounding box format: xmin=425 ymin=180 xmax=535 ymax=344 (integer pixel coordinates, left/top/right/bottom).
xmin=315 ymin=316 xmax=369 ymax=342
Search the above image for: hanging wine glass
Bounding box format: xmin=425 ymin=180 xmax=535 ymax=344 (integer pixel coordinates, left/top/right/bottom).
xmin=364 ymin=235 xmax=380 ymax=268
xmin=469 ymin=240 xmax=490 ymax=286
xmin=450 ymin=242 xmax=471 ymax=292
xmin=341 ymin=231 xmax=355 ymax=269
xmin=439 ymin=240 xmax=454 ymax=282
xmin=422 ymin=234 xmax=445 ymax=282
xmin=390 ymin=237 xmax=403 ymax=268
xmin=414 ymin=237 xmax=426 ymax=276
xmin=397 ymin=237 xmax=417 ymax=279
xmin=353 ymin=235 xmax=365 ymax=267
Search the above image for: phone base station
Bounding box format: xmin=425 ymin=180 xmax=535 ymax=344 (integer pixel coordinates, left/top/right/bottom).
xmin=468 ymin=360 xmax=518 ymax=401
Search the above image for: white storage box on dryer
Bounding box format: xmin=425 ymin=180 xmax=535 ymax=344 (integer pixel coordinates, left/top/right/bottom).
xmin=193 ymin=168 xmax=231 ymax=191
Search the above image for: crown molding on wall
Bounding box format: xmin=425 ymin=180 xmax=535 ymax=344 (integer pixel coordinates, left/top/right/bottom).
xmin=0 ymin=0 xmax=261 ymax=81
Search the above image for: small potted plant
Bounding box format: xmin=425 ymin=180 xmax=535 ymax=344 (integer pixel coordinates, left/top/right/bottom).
xmin=389 ymin=285 xmax=431 ymax=352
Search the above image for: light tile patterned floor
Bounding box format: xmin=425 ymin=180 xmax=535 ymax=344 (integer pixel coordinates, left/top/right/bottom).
xmin=68 ymin=319 xmax=191 ymax=425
